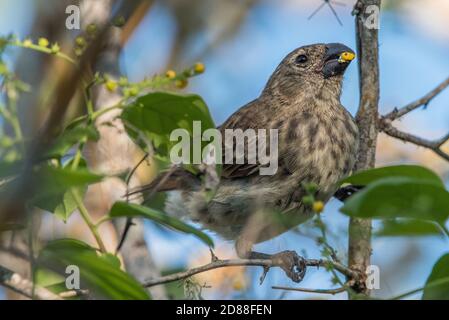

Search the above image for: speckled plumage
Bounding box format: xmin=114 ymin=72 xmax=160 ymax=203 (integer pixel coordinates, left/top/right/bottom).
xmin=155 ymin=43 xmax=358 ymax=250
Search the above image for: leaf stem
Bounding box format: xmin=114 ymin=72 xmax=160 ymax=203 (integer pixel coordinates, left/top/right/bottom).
xmin=70 ymin=147 xmax=83 ymax=171
xmin=95 ymin=215 xmax=110 ymax=227
xmin=91 ymin=103 xmax=123 ymax=120
xmin=70 ymin=188 xmax=107 ymax=253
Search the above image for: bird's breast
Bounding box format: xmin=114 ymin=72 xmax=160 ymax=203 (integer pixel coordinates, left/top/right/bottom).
xmin=278 ymin=108 xmax=359 ymax=197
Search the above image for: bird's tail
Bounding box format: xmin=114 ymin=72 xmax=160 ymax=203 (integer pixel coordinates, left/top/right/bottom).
xmin=126 ymin=167 xmax=201 ymax=198
xmin=116 ymin=167 xmax=201 ymax=252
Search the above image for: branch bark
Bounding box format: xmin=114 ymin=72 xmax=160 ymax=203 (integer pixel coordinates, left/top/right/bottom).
xmin=378 ymin=74 xmax=449 ymax=162
xmin=348 ymin=0 xmax=381 ymax=297
xmin=379 ymin=121 xmax=449 ymax=162
xmin=0 ymin=264 xmax=62 ymax=300
xmin=143 ymin=256 xmax=358 ymax=288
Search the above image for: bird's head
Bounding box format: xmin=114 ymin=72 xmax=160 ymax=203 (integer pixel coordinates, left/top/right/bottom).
xmin=263 ymin=43 xmax=355 ymax=100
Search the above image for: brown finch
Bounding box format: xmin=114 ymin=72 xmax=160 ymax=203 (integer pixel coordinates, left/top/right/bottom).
xmin=135 ymin=43 xmax=358 ymax=282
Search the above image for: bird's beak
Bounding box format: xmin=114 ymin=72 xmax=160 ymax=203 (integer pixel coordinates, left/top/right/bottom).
xmin=322 ymin=43 xmax=355 ymax=78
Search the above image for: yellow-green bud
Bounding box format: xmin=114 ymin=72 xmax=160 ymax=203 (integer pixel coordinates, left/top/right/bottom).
xmin=175 ymin=79 xmax=188 ymax=89
xmin=118 ymin=77 xmax=128 ymax=86
xmin=194 ymin=62 xmax=205 ymax=74
xmin=312 ymin=201 xmax=324 ymax=213
xmin=86 ymin=23 xmax=97 ymax=35
xmin=50 ymin=43 xmax=60 ymax=54
xmin=105 ymin=80 xmax=118 ymax=92
xmin=165 ymin=70 xmax=176 ymax=79
xmin=75 ymin=36 xmax=86 ymax=47
xmin=38 ymin=37 xmax=49 ymax=47
xmin=23 ymin=39 xmax=33 ymax=47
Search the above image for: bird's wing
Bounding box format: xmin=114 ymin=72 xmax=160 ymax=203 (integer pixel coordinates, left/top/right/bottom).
xmin=218 ymin=99 xmax=270 ymax=179
xmin=130 ymin=99 xmax=272 ymax=195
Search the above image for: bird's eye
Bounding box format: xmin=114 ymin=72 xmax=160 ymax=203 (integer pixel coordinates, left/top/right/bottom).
xmin=295 ymin=54 xmax=308 ymax=64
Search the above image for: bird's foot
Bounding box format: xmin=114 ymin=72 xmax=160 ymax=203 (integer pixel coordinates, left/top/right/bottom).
xmin=248 ymin=250 xmax=307 ymax=284
xmin=270 ymin=250 xmax=307 ymax=283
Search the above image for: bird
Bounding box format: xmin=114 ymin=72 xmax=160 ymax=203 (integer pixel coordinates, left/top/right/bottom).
xmin=132 ymin=43 xmax=358 ymax=282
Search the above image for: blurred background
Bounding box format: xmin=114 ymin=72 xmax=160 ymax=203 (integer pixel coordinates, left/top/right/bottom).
xmin=0 ymin=0 xmax=448 ymax=299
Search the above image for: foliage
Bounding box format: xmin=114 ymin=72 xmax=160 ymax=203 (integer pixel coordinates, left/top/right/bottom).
xmin=0 ymin=33 xmax=212 ymax=299
xmin=340 ymin=165 xmax=449 ymax=299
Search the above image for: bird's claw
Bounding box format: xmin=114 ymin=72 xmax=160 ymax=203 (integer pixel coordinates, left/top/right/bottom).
xmin=271 ymin=250 xmax=307 ymax=283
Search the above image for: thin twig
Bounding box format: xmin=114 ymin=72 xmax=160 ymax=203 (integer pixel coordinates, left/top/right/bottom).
xmin=383 ymin=76 xmax=449 ymax=121
xmin=143 ymin=257 xmax=358 ymax=287
xmin=115 ymin=152 xmax=150 ymax=252
xmin=272 ymin=283 xmax=350 ymax=295
xmin=126 ymin=153 xmax=150 ymax=199
xmin=58 ymin=289 xmax=89 ymax=299
xmin=379 ymin=120 xmax=449 ymax=162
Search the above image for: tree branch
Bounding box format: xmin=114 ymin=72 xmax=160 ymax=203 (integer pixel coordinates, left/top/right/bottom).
xmin=379 ymin=120 xmax=449 ymax=162
xmin=378 ymin=73 xmax=449 ymax=163
xmin=0 ymin=264 xmax=62 ymax=300
xmin=383 ymin=76 xmax=449 ymax=121
xmin=348 ymin=0 xmax=381 ymax=297
xmin=143 ymin=256 xmax=359 ymax=288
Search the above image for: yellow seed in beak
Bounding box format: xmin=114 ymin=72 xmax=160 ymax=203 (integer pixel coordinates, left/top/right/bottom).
xmin=338 ymin=52 xmax=356 ymax=63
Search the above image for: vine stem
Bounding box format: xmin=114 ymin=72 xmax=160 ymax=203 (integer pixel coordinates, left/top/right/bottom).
xmin=11 ymin=41 xmax=76 ymax=64
xmin=70 ymin=188 xmax=107 ymax=253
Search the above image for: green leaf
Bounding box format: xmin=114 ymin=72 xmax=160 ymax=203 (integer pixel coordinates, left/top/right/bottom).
xmin=31 ymin=165 xmax=102 ymax=217
xmin=121 ymin=92 xmax=215 ymax=158
xmin=340 ymin=177 xmax=449 ymax=223
xmin=53 ymin=188 xmax=84 ymax=222
xmin=109 ymin=201 xmax=214 ymax=247
xmin=34 ymin=268 xmax=65 ymax=288
xmin=45 ymin=123 xmax=99 ymax=159
xmin=423 ymin=253 xmax=449 ymax=299
xmin=101 ymin=253 xmax=122 ymax=269
xmin=38 ymin=239 xmax=149 ymax=300
xmin=53 ymin=157 xmax=90 ymax=222
xmin=341 ymin=165 xmax=444 ymax=187
xmin=37 ymin=165 xmax=102 ymax=191
xmin=376 ymin=219 xmax=443 ymax=237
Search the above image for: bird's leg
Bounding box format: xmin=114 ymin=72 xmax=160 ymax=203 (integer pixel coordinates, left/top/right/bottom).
xmin=236 ymin=238 xmax=306 ymax=284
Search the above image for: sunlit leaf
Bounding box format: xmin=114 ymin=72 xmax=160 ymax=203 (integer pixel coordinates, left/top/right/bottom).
xmin=423 ymin=254 xmax=449 ymax=299
xmin=109 ymin=201 xmax=214 ymax=247
xmin=376 ymin=219 xmax=443 ymax=237
xmin=341 ymin=165 xmax=444 ymax=187
xmin=45 ymin=123 xmax=99 ymax=159
xmin=31 ymin=164 xmax=102 ymax=219
xmin=340 ymin=177 xmax=449 ymax=223
xmin=38 ymin=239 xmax=149 ymax=300
xmin=121 ymin=92 xmax=215 ymax=159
